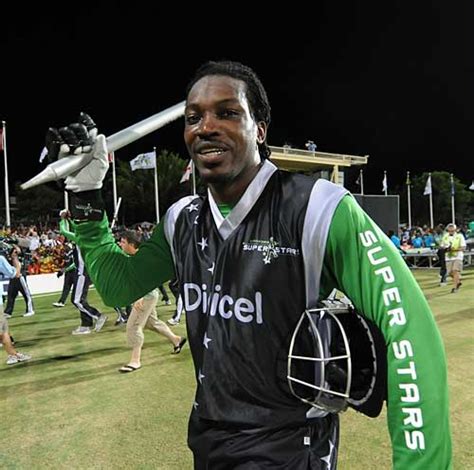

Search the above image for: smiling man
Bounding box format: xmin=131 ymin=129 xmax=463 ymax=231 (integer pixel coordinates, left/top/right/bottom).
xmin=45 ymin=61 xmax=451 ymax=469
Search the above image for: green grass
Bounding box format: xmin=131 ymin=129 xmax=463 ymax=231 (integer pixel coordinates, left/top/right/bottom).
xmin=1 ymin=270 xmax=472 ymax=469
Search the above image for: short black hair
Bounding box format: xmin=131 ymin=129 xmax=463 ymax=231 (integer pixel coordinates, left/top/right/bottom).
xmin=186 ymin=60 xmax=272 ymax=160
xmin=121 ymin=230 xmax=141 ymax=248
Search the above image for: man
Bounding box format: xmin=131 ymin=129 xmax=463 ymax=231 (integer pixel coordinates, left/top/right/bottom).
xmin=45 ymin=61 xmax=451 ymax=469
xmin=59 ymin=211 xmax=107 ymax=334
xmin=3 ymin=245 xmax=35 ymax=318
xmin=117 ymin=230 xmax=186 ymax=373
xmin=52 ymin=241 xmax=75 ymax=307
xmin=441 ymin=223 xmax=466 ymax=293
xmin=0 ymin=249 xmax=32 ymax=365
xmin=435 ymin=225 xmax=448 ymax=286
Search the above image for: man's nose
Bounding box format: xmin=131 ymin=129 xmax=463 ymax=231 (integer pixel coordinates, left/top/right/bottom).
xmin=198 ymin=112 xmax=219 ymax=136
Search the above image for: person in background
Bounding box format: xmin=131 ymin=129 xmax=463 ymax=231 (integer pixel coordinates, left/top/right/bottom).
xmin=441 ymin=223 xmax=466 ymax=293
xmin=388 ymin=230 xmax=401 ymax=249
xmin=59 ymin=210 xmax=107 ymax=334
xmin=167 ymin=278 xmax=184 ymax=326
xmin=3 ymin=245 xmax=35 ymax=318
xmin=0 ymin=249 xmax=32 ymax=365
xmin=118 ymin=231 xmax=186 ymax=373
xmin=52 ymin=241 xmax=75 ymax=307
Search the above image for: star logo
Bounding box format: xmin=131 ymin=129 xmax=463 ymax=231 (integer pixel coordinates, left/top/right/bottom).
xmin=198 ymin=369 xmax=205 ymax=384
xmin=187 ymin=203 xmax=199 ymax=213
xmin=198 ymin=237 xmax=208 ymax=251
xmin=321 ymin=440 xmax=335 ymax=467
xmin=207 ymin=262 xmax=215 ymax=274
xmin=193 ymin=401 xmax=199 ymax=410
xmin=262 ymin=237 xmax=279 ymax=265
xmin=194 ymin=215 xmax=199 ymax=225
xmin=203 ymin=332 xmax=212 ymax=349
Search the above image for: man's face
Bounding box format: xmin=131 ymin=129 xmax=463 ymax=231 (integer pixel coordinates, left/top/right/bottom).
xmin=119 ymin=238 xmax=136 ymax=255
xmin=447 ymin=227 xmax=456 ymax=235
xmin=184 ymin=75 xmax=266 ymax=185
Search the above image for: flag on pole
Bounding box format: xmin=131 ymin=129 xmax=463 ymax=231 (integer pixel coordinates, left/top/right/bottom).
xmin=130 ymin=151 xmax=156 ymax=171
xmin=108 ymin=152 xmax=114 ymax=163
xmin=180 ymin=159 xmax=193 ymax=183
xmin=355 ymin=173 xmax=361 ymax=185
xmin=382 ymin=172 xmax=387 ymax=193
xmin=423 ymin=175 xmax=432 ymax=195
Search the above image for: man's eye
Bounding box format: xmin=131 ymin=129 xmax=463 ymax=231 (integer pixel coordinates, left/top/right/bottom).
xmin=185 ymin=114 xmax=200 ymax=125
xmin=219 ymin=109 xmax=239 ymax=118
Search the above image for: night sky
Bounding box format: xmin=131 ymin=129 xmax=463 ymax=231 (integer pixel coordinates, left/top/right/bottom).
xmin=2 ymin=2 xmax=474 ymax=194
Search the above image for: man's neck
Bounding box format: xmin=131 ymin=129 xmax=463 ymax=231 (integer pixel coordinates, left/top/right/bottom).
xmin=209 ymin=161 xmax=263 ymax=205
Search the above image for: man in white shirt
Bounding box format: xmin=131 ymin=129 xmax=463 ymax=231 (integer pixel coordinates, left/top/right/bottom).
xmin=441 ymin=223 xmax=467 ymax=293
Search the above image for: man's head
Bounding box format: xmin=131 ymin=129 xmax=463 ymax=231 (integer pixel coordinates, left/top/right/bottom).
xmin=119 ymin=230 xmax=141 ymax=255
xmin=446 ymin=223 xmax=457 ymax=235
xmin=184 ymin=61 xmax=271 ymax=188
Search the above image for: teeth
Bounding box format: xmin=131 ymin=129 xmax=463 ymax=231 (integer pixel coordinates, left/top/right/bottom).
xmin=200 ymin=148 xmax=224 ymax=155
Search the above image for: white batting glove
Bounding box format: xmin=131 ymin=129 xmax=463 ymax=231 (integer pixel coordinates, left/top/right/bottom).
xmin=64 ymin=134 xmax=109 ymax=192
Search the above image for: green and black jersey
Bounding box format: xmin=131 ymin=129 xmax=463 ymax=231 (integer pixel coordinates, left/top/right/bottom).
xmin=74 ymin=160 xmax=451 ymax=469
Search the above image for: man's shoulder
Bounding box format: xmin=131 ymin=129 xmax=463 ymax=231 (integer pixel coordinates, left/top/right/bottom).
xmin=163 ymin=195 xmax=203 ymax=243
xmin=277 ymin=170 xmax=345 ymax=195
xmin=167 ymin=195 xmax=203 ymax=218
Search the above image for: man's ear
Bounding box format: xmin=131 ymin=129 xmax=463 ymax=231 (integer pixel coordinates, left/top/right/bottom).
xmin=256 ymin=121 xmax=267 ymax=144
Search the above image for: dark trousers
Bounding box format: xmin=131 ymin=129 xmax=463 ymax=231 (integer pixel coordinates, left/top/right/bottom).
xmin=169 ymin=278 xmax=182 ymax=320
xmin=158 ymin=283 xmax=169 ymax=302
xmin=58 ymin=270 xmax=75 ymax=304
xmin=71 ymin=272 xmax=101 ymax=327
xmin=114 ymin=305 xmax=132 ymax=320
xmin=188 ymin=411 xmax=339 ymax=470
xmin=4 ymin=276 xmax=34 ymax=315
xmin=169 ymin=278 xmax=180 ymax=301
xmin=437 ymin=248 xmax=447 ymax=281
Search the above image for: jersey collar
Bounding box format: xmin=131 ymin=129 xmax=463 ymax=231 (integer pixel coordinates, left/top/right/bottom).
xmin=208 ymin=159 xmax=278 ymax=240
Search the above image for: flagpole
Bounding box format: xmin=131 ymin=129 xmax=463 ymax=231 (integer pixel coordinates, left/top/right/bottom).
xmin=360 ymin=169 xmax=364 ymax=195
xmin=450 ymin=173 xmax=455 ymax=224
xmin=428 ymin=172 xmax=434 ymax=228
xmin=111 ymin=196 xmax=122 ymax=229
xmin=406 ymin=171 xmax=412 ymax=228
xmin=111 ymin=151 xmax=118 ymax=215
xmin=383 ymin=170 xmax=388 ymax=196
xmin=153 ymin=147 xmax=160 ymax=223
xmin=2 ymin=121 xmax=11 ymax=226
xmin=191 ymin=161 xmax=197 ymax=195
xmin=64 ymin=191 xmax=69 ymax=211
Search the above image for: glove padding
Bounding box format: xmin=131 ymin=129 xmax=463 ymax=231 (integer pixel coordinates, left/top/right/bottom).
xmin=45 ymin=113 xmax=109 ymax=193
xmin=46 ymin=112 xmax=97 ymax=159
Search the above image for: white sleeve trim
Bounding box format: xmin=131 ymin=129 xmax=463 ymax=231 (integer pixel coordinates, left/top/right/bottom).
xmin=302 ymin=179 xmax=348 ymax=309
xmin=163 ymin=196 xmax=200 ymax=265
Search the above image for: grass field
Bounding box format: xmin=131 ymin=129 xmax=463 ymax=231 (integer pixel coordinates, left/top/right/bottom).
xmin=1 ymin=269 xmax=472 ymax=469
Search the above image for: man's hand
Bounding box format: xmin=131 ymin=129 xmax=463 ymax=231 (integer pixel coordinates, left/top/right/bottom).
xmin=45 ymin=113 xmax=109 ymax=192
xmin=64 ymin=134 xmax=109 ymax=192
